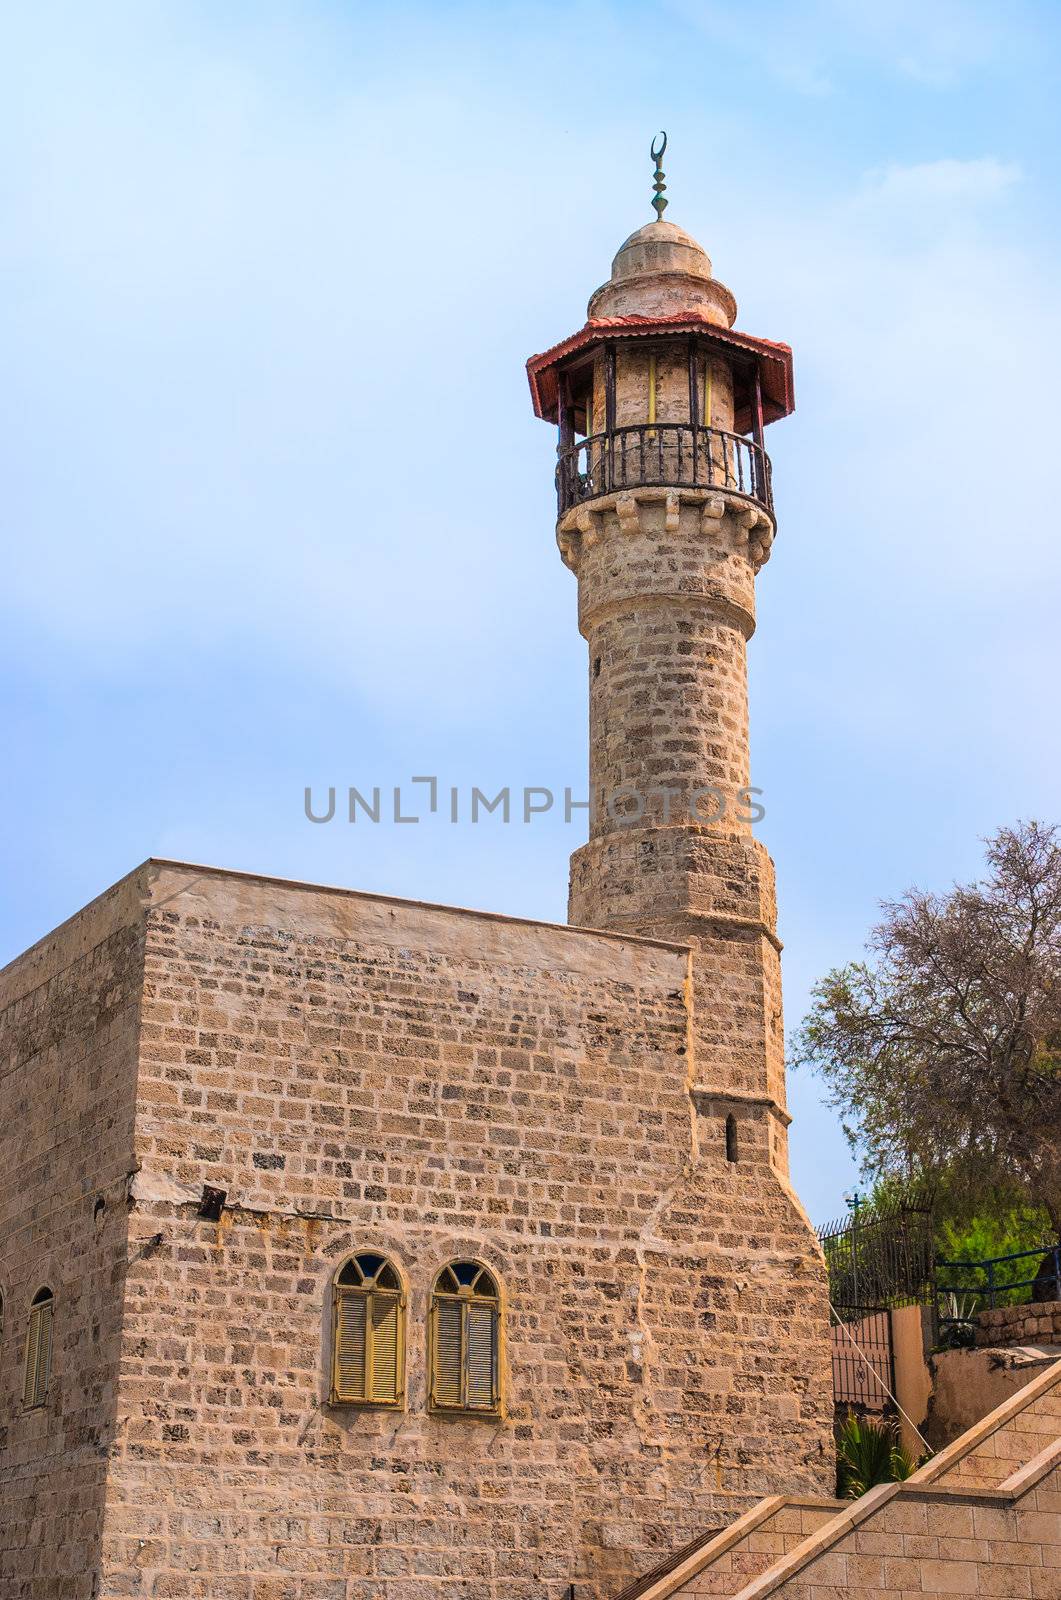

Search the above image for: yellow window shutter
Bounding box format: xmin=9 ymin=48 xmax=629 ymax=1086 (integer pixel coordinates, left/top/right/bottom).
xmin=465 ymin=1300 xmax=498 ymax=1411
xmin=334 ymin=1290 xmax=367 ymax=1402
xmin=369 ymin=1293 xmax=400 ymax=1404
xmin=432 ymin=1296 xmax=463 ymax=1408
xmin=36 ymin=1302 xmax=52 ymax=1403
xmin=24 ymin=1300 xmax=51 ymax=1408
xmin=23 ymin=1306 xmax=41 ymax=1408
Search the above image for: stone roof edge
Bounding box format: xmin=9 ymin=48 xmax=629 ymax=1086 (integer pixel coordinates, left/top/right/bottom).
xmin=729 ymin=1448 xmax=1061 ymax=1600
xmin=144 ymin=857 xmax=691 ymax=954
xmin=996 ymin=1433 xmax=1061 ymax=1496
xmin=0 ymin=860 xmax=151 ymax=995
xmin=887 ymin=1435 xmax=1061 ymax=1506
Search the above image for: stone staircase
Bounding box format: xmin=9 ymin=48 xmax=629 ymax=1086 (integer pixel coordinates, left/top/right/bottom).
xmin=618 ymin=1356 xmax=1061 ymax=1599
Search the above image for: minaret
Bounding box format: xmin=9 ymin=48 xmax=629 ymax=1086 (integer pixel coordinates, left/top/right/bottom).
xmin=528 ymin=140 xmax=795 ymax=1174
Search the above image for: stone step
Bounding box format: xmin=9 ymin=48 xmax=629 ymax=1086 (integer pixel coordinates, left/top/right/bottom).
xmin=613 ymin=1497 xmax=844 ymax=1600
xmin=722 ymin=1356 xmax=1061 ymax=1600
xmin=623 ymin=1356 xmax=1061 ymax=1600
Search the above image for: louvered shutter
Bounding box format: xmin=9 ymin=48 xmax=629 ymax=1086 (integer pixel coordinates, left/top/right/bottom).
xmin=333 ymin=1290 xmax=367 ymax=1401
xmin=23 ymin=1306 xmax=41 ymax=1407
xmin=432 ymin=1296 xmax=463 ymax=1408
xmin=369 ymin=1293 xmax=400 ymax=1404
xmin=464 ymin=1300 xmax=498 ymax=1411
xmin=35 ymin=1302 xmax=52 ymax=1404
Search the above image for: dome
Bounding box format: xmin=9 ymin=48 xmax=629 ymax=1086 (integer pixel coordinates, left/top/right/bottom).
xmin=610 ymin=220 xmax=714 ymax=284
xmin=587 ymin=217 xmax=737 ymax=328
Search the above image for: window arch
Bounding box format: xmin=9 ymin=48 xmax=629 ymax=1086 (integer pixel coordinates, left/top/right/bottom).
xmin=429 ymin=1261 xmax=501 ymax=1416
xmin=330 ymin=1253 xmax=405 ymax=1407
xmin=24 ymin=1287 xmax=53 ymax=1409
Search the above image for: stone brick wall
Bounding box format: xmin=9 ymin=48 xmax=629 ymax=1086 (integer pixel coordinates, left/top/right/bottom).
xmin=0 ymin=873 xmax=144 ymax=1600
xmin=94 ymin=860 xmax=833 ymax=1600
xmin=572 ymin=491 xmax=756 ymax=843
xmin=934 ymin=1370 xmax=1061 ymax=1492
xmin=976 ymin=1300 xmax=1061 ymax=1349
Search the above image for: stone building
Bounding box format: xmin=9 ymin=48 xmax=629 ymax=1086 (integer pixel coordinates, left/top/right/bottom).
xmin=0 ymin=190 xmax=835 ymax=1599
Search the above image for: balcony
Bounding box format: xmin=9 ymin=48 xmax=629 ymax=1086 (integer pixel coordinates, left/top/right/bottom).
xmin=556 ymin=423 xmax=772 ymax=520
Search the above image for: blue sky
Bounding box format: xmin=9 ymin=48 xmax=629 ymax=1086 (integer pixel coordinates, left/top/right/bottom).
xmin=3 ymin=0 xmax=1060 ymax=1226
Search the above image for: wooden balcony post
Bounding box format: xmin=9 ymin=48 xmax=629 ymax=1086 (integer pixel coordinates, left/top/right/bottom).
xmin=688 ymin=337 xmax=699 ymax=486
xmin=604 ymin=344 xmax=616 ymax=494
xmin=752 ymin=364 xmax=765 ymax=500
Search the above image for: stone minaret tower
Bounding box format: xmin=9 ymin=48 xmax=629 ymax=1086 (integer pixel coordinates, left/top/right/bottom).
xmin=528 ymin=161 xmax=796 ymax=1178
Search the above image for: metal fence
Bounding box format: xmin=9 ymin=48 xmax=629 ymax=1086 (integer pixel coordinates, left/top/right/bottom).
xmin=830 ymin=1308 xmax=894 ymax=1410
xmin=818 ymin=1199 xmax=1059 ymax=1393
xmin=818 ymin=1201 xmax=936 ymax=1314
xmin=818 ymin=1200 xmax=935 ymax=1414
xmin=556 ymin=423 xmax=773 ymax=517
xmin=937 ymin=1241 xmax=1061 ymax=1325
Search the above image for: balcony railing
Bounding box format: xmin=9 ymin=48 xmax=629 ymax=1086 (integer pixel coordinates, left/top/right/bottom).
xmin=556 ymin=423 xmax=773 ymax=519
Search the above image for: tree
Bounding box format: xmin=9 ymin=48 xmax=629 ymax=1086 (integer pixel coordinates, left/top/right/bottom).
xmin=794 ymin=821 xmax=1061 ymax=1234
xmin=864 ymin=1172 xmax=1050 ymax=1264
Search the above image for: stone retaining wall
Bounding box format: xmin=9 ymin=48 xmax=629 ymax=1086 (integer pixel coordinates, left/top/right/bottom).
xmin=975 ymin=1298 xmax=1061 ymax=1347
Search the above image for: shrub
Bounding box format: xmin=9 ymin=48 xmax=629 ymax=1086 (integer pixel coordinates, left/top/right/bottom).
xmin=836 ymin=1413 xmax=917 ymax=1498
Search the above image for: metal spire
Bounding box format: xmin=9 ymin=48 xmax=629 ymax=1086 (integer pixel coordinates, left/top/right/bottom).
xmin=650 ymin=131 xmax=668 ymax=220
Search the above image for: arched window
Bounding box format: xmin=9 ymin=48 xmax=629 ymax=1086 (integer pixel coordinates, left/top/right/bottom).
xmin=331 ymin=1253 xmax=405 ymax=1408
xmin=24 ymin=1287 xmax=53 ymax=1409
xmin=725 ymin=1113 xmax=738 ymax=1164
xmin=429 ymin=1261 xmax=501 ymax=1416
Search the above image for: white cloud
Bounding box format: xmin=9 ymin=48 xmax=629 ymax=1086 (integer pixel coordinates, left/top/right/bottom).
xmin=860 ymin=157 xmax=1023 ymax=205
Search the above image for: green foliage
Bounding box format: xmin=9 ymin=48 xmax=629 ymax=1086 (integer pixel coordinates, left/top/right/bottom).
xmin=936 ymin=1207 xmax=1052 ymax=1269
xmin=835 ymin=1413 xmax=917 ymax=1499
xmin=863 ymin=1174 xmax=1052 ymax=1285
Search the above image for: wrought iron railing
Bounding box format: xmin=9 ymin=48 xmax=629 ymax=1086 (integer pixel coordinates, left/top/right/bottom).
xmin=556 ymin=423 xmax=773 ymax=518
xmin=818 ymin=1200 xmax=934 ymax=1413
xmin=937 ymin=1242 xmax=1061 ymax=1315
xmin=818 ymin=1202 xmax=936 ymax=1314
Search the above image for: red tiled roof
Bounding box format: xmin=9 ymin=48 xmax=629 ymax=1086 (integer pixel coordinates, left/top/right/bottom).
xmin=525 ymin=313 xmax=794 ymax=434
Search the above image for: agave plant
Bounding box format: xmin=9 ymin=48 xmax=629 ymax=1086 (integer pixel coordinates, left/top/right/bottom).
xmin=936 ymin=1291 xmax=981 ymax=1350
xmin=944 ymin=1291 xmax=981 ymax=1324
xmin=836 ymin=1413 xmax=917 ymax=1498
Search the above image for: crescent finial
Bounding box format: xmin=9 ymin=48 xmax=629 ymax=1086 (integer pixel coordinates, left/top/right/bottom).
xmin=650 ymin=131 xmax=668 ymax=219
